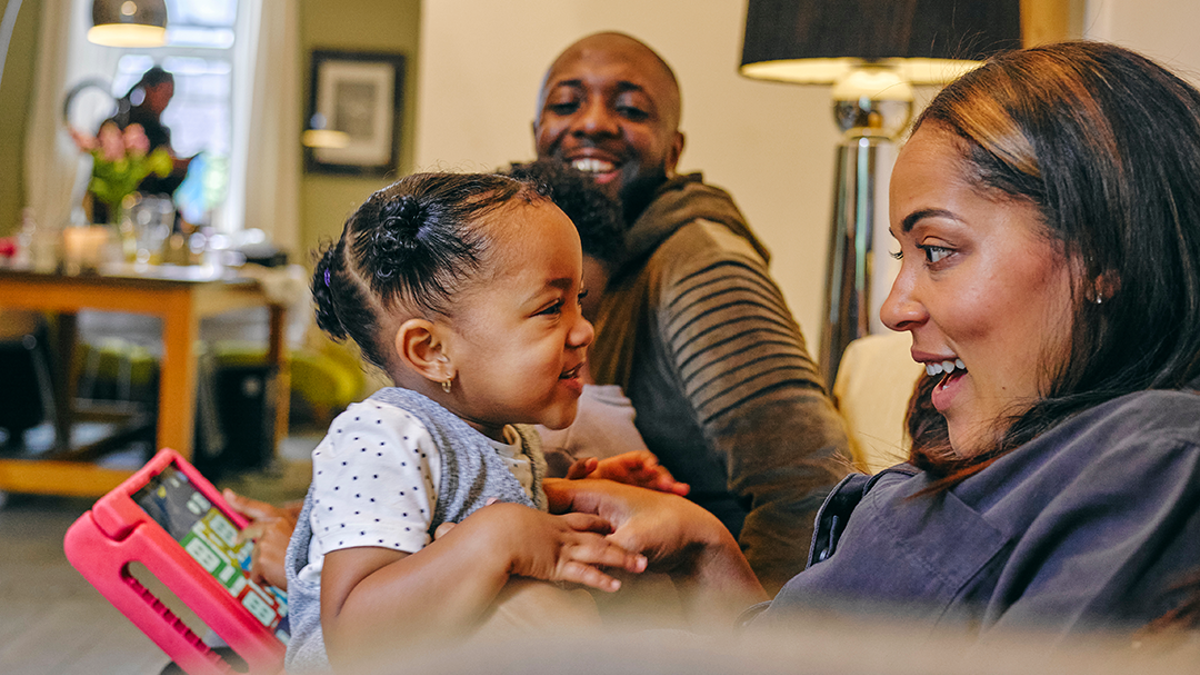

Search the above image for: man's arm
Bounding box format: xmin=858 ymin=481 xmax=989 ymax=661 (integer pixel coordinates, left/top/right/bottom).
xmin=658 ymin=222 xmax=851 ymax=595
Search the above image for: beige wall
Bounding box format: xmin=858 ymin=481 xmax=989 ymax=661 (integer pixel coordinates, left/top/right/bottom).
xmin=298 ymin=0 xmax=421 ymax=261
xmin=0 ymin=0 xmax=40 ymax=236
xmin=413 ymin=0 xmax=842 ymax=350
xmin=1084 ymin=0 xmax=1200 ymax=83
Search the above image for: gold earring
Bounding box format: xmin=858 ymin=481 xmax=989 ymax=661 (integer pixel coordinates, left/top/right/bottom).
xmin=442 ymin=377 xmax=452 ymax=393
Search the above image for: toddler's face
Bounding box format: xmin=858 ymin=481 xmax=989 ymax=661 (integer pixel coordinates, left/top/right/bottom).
xmin=442 ymin=201 xmax=594 ymax=439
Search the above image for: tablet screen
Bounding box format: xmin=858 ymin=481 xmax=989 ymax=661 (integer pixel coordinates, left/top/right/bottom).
xmin=134 ymin=463 xmax=290 ymax=644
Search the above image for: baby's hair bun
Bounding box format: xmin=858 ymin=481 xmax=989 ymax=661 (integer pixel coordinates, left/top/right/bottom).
xmin=370 ymin=195 xmax=426 ymax=279
xmin=381 ymin=195 xmax=424 ymax=239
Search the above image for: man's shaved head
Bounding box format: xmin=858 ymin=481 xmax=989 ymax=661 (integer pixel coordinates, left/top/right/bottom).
xmin=537 ymin=32 xmax=682 ymax=129
xmin=533 ymin=32 xmax=686 ymax=220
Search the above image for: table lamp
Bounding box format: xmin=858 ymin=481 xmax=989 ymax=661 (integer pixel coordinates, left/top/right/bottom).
xmin=739 ymin=0 xmax=1021 ymax=386
xmin=88 ymin=0 xmax=168 ymax=47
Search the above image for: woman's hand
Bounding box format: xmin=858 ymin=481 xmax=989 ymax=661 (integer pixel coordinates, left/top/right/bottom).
xmin=468 ymin=502 xmax=646 ymax=592
xmin=436 ymin=500 xmax=644 ymax=590
xmin=223 ymin=490 xmax=300 ymax=590
xmin=565 ymin=450 xmax=691 ymax=496
xmin=545 ymin=479 xmax=767 ymax=630
xmin=545 ymin=479 xmax=724 ymax=572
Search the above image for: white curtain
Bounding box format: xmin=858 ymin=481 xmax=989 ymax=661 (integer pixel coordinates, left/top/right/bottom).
xmin=225 ymin=0 xmax=302 ymax=253
xmin=24 ymin=0 xmax=302 ymax=252
xmin=24 ymin=0 xmax=120 ymax=232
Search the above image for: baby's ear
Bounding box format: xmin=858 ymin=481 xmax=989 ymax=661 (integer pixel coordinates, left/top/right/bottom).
xmin=393 ymin=319 xmax=454 ymax=384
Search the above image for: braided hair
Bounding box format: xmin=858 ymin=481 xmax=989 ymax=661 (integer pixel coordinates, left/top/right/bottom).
xmin=311 ymin=172 xmax=548 ymax=369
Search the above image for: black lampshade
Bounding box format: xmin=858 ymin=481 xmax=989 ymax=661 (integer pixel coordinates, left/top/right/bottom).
xmin=740 ymin=0 xmax=1022 ymax=84
xmin=89 ymin=0 xmax=168 ymax=47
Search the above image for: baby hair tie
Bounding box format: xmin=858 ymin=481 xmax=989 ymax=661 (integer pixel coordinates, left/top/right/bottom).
xmin=324 ymin=269 xmax=331 ymax=288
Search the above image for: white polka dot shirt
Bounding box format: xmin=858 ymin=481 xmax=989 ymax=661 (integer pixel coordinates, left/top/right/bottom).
xmin=299 ymin=398 xmax=535 ymax=582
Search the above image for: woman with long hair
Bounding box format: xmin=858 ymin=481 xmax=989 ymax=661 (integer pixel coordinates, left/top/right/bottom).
xmin=551 ymin=41 xmax=1200 ymax=638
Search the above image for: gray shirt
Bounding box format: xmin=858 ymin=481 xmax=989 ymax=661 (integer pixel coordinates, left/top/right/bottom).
xmin=753 ymin=388 xmax=1200 ymax=636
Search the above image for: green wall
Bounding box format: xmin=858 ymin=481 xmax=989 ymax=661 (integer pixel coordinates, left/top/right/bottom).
xmin=298 ymin=0 xmax=422 ymax=263
xmin=0 ymin=0 xmax=40 ymax=236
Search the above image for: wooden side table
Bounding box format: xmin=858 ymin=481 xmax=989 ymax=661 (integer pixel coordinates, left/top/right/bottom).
xmin=0 ymin=265 xmax=290 ymax=497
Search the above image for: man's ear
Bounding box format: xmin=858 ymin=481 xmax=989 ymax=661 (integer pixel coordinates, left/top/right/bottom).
xmin=666 ymin=131 xmax=685 ymax=175
xmin=393 ymin=318 xmax=454 ymax=383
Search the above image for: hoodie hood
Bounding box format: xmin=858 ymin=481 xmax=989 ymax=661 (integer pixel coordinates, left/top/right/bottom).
xmin=618 ymin=173 xmax=771 ymax=278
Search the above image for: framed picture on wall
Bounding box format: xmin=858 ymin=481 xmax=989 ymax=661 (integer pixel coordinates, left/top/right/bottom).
xmin=305 ymin=50 xmax=406 ymax=176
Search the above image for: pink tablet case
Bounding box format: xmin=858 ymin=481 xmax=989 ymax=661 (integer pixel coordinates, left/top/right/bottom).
xmin=63 ymin=448 xmax=287 ymax=674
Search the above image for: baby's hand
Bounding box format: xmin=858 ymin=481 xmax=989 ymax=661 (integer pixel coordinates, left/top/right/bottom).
xmin=566 ymin=450 xmax=691 ymax=496
xmin=469 ymin=502 xmax=646 ymax=592
xmin=224 ymin=489 xmax=300 ymax=590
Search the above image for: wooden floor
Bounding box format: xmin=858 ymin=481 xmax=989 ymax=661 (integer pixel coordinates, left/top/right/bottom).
xmin=0 ymin=492 xmax=170 ymax=674
xmin=0 ymin=441 xmax=315 ymax=675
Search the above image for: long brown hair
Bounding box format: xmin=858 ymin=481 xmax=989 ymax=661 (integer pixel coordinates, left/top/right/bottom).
xmin=904 ymin=41 xmax=1200 ymax=485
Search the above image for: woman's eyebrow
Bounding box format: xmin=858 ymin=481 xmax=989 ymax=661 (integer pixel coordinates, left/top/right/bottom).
xmin=901 ymin=208 xmax=957 ymax=233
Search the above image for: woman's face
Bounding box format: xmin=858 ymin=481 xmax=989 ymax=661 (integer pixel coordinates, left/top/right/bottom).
xmin=144 ymin=81 xmax=174 ymax=115
xmin=882 ymin=125 xmax=1076 ymax=456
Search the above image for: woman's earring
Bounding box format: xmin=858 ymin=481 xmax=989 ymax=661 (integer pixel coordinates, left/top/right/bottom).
xmin=442 ymin=377 xmax=452 ymax=393
xmin=1095 ymin=295 xmax=1104 ymax=305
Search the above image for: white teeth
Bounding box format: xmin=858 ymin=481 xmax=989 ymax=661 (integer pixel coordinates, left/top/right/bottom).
xmin=926 ymin=359 xmax=967 ymax=377
xmin=571 ymin=158 xmax=614 ymax=173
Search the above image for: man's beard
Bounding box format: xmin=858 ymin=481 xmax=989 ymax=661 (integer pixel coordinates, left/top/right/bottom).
xmin=619 ymin=167 xmax=669 ymax=225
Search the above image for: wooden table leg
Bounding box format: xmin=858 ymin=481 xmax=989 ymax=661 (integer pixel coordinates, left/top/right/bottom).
xmin=52 ymin=312 xmax=79 ymax=453
xmin=267 ymin=304 xmax=289 ymax=459
xmin=158 ymin=290 xmax=198 ymax=459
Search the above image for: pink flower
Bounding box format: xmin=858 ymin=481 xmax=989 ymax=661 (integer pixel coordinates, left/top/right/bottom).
xmin=98 ymin=122 xmax=125 ymax=163
xmin=123 ymin=123 xmax=150 ymax=157
xmin=68 ymin=126 xmax=98 ymax=152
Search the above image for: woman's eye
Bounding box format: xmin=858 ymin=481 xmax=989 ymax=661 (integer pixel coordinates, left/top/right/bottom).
xmin=889 ymin=250 xmax=903 ymax=261
xmin=578 ymin=289 xmax=589 ymax=302
xmin=921 ymin=245 xmax=952 ymax=264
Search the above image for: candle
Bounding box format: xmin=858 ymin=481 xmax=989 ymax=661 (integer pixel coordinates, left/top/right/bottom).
xmin=62 ymin=226 xmax=111 ymax=274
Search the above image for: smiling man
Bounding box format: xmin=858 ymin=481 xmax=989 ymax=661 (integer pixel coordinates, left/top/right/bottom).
xmin=533 ymin=32 xmax=850 ymax=593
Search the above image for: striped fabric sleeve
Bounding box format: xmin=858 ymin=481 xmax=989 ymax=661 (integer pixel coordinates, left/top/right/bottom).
xmin=666 ymin=258 xmax=823 ymax=425
xmin=657 ymin=224 xmax=850 ymax=593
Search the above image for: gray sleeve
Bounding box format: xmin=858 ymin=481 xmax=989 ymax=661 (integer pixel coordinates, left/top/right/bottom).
xmin=658 ymin=226 xmax=851 ymax=594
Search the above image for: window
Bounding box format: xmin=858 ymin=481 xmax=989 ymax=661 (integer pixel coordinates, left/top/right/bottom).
xmin=95 ymin=0 xmax=241 ymax=228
